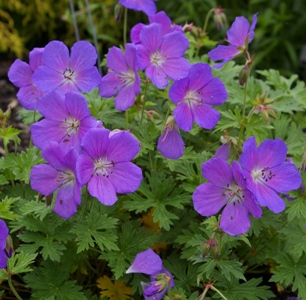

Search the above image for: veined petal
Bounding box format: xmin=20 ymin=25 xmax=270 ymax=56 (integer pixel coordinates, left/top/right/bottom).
xmin=126 ymin=248 xmax=162 ymax=275
xmin=0 ymin=220 xmax=8 ymax=240
xmin=65 ymin=92 xmax=91 ymax=120
xmin=248 ymin=13 xmax=258 ymax=43
xmin=208 ymin=45 xmax=241 ymax=62
xmin=88 ymin=174 xmax=117 ymax=205
xmin=168 ymin=77 xmax=189 ymax=104
xmin=201 ymin=158 xmax=233 ymax=187
xmin=124 ymin=43 xmax=139 ymax=71
xmin=174 ymin=102 xmax=193 ymax=131
xmin=0 ymin=252 xmax=7 ymax=269
xmin=149 ymin=11 xmax=171 ymax=33
xmin=114 ymin=84 xmax=137 ymax=111
xmin=137 ymin=45 xmax=151 ymax=70
xmin=72 ymin=66 xmax=101 ymax=92
xmin=193 ymin=183 xmax=227 ymax=216
xmin=8 ymin=59 xmax=32 ymax=87
xmin=188 ymin=63 xmax=212 ymax=91
xmin=226 ymin=16 xmax=250 ymax=47
xmin=256 ymin=138 xmax=287 ymax=169
xmin=106 ymin=131 xmax=140 ymax=162
xmin=266 ymin=162 xmax=301 ymax=193
xmin=200 ymin=78 xmax=227 ymax=105
xmin=99 ymin=72 xmax=122 ymax=97
xmin=110 ymin=162 xmax=142 ymax=194
xmin=76 ymin=154 xmax=94 ymax=185
xmin=43 ymin=40 xmax=69 ymax=71
xmin=160 ymin=31 xmax=189 ymax=58
xmin=145 ymin=65 xmax=168 ymax=89
xmin=243 ymin=189 xmax=262 ymax=218
xmin=160 ymin=57 xmax=191 ymax=80
xmin=131 ymin=23 xmax=144 ymax=44
xmin=139 ymin=23 xmax=163 ymax=53
xmin=54 ymin=183 xmax=81 ymax=219
xmin=41 ymin=141 xmax=68 ymax=171
xmin=30 ymin=164 xmax=60 ymax=195
xmin=17 ymin=85 xmax=44 ymax=110
xmin=32 ymin=66 xmax=65 ymax=92
xmin=240 ymin=136 xmax=258 ymax=172
xmin=192 ymin=103 xmax=220 ymax=130
xmin=70 ymin=41 xmax=97 ymax=72
xmin=29 ymin=47 xmax=44 ymax=71
xmin=220 ymin=202 xmax=250 ymax=236
xmin=106 ymin=46 xmax=128 ymax=72
xmin=81 ymin=128 xmax=110 ymax=159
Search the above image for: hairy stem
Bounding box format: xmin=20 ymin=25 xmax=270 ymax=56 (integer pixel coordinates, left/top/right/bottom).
xmin=8 ymin=277 xmax=23 ymax=300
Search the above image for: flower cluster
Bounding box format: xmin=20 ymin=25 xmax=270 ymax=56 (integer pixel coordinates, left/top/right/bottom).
xmin=126 ymin=248 xmax=174 ymax=300
xmin=193 ymin=136 xmax=302 ymax=236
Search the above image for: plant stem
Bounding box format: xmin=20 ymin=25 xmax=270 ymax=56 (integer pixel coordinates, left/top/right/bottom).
xmin=203 ymin=8 xmax=214 ymax=33
xmin=210 ymin=285 xmax=228 ymax=300
xmin=123 ymin=7 xmax=128 ymax=46
xmin=8 ymin=277 xmax=23 ymax=300
xmin=198 ymin=285 xmax=210 ymax=300
xmin=140 ymin=80 xmax=149 ymax=125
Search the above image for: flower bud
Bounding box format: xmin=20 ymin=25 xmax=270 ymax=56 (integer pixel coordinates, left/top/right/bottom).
xmin=5 ymin=235 xmax=13 ymax=258
xmin=239 ymin=65 xmax=249 ymax=86
xmin=213 ymin=8 xmax=227 ymax=30
xmin=114 ymin=2 xmax=124 ymax=22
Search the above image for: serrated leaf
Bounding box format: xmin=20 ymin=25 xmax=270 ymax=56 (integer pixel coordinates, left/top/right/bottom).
xmin=0 ymin=196 xmax=19 ymax=220
xmin=7 ymin=251 xmax=37 ymax=275
xmin=0 ymin=126 xmax=22 ymax=148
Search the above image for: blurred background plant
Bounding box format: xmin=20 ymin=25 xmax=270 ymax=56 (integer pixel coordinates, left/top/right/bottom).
xmin=1 ymin=0 xmax=306 ymax=79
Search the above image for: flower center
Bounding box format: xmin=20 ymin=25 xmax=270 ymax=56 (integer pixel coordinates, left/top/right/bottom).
xmin=55 ymin=170 xmax=75 ymax=187
xmin=62 ymin=116 xmax=80 ymax=140
xmin=184 ymin=90 xmax=203 ymax=106
xmin=251 ymin=166 xmax=275 ymax=183
xmin=94 ymin=157 xmax=114 ymax=178
xmin=223 ymin=183 xmax=245 ymax=205
xmin=118 ymin=69 xmax=135 ymax=86
xmin=150 ymin=51 xmax=167 ymax=67
xmin=63 ymin=68 xmax=75 ymax=80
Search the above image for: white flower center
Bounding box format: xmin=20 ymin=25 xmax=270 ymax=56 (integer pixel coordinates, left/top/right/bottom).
xmin=251 ymin=167 xmax=275 ymax=184
xmin=63 ymin=67 xmax=75 ymax=80
xmin=94 ymin=157 xmax=114 ymax=178
xmin=62 ymin=116 xmax=80 ymax=141
xmin=183 ymin=90 xmax=203 ymax=107
xmin=223 ymin=183 xmax=245 ymax=205
xmin=55 ymin=170 xmax=75 ymax=187
xmin=150 ymin=51 xmax=167 ymax=67
xmin=119 ymin=69 xmax=135 ymax=86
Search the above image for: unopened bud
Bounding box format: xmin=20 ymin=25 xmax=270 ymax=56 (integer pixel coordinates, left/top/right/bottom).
xmin=239 ymin=65 xmax=249 ymax=86
xmin=213 ymin=8 xmax=227 ymax=30
xmin=5 ymin=235 xmax=13 ymax=258
xmin=114 ymin=3 xmax=124 ymax=22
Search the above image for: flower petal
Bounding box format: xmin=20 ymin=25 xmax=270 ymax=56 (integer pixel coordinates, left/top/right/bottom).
xmin=29 ymin=47 xmax=44 ymax=71
xmin=168 ymin=77 xmax=189 ymax=104
xmin=192 ymin=183 xmax=227 ymax=216
xmin=8 ymin=59 xmax=32 ymax=87
xmin=99 ymin=72 xmax=122 ymax=98
xmin=114 ymin=84 xmax=137 ymax=111
xmin=43 ymin=40 xmax=69 ymax=71
xmin=208 ymin=45 xmax=240 ymax=63
xmin=239 ymin=136 xmax=258 ymax=172
xmin=188 ymin=63 xmax=212 ymax=91
xmin=174 ymin=102 xmax=193 ymax=131
xmin=192 ymin=103 xmax=220 ymax=130
xmin=160 ymin=57 xmax=190 ymax=81
xmin=70 ymin=41 xmax=97 ymax=72
xmin=76 ymin=154 xmax=95 ymax=185
xmin=0 ymin=220 xmax=8 ymax=240
xmin=226 ymin=16 xmax=250 ymax=47
xmin=72 ymin=66 xmax=101 ymax=92
xmin=139 ymin=23 xmax=162 ymax=53
xmin=16 ymin=85 xmax=44 ymax=110
xmin=160 ymin=31 xmax=189 ymax=58
xmin=126 ymin=248 xmax=162 ymax=275
xmin=106 ymin=46 xmax=128 ymax=73
xmin=200 ymin=78 xmax=227 ymax=105
xmin=64 ymin=92 xmax=91 ymax=120
xmin=146 ymin=65 xmax=168 ymax=89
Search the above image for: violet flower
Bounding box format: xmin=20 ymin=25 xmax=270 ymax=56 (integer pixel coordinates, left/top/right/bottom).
xmin=137 ymin=23 xmax=191 ymax=89
xmin=126 ymin=248 xmax=174 ymax=300
xmin=157 ymin=116 xmax=184 ymax=160
xmin=192 ymin=158 xmax=262 ymax=236
xmin=208 ymin=13 xmax=258 ymax=68
xmin=0 ymin=219 xmax=9 ymax=268
xmin=169 ymin=63 xmax=227 ymax=131
xmin=98 ymin=43 xmax=140 ymax=111
xmin=8 ymin=48 xmax=45 ymax=110
xmin=119 ymin=0 xmax=157 ymax=16
xmin=76 ymin=128 xmax=142 ymax=206
xmin=31 ymin=91 xmax=98 ymax=153
xmin=30 ymin=142 xmax=82 ymax=219
xmin=32 ymin=40 xmax=101 ymax=95
xmin=240 ymin=136 xmax=302 ymax=213
xmin=214 ymin=143 xmax=230 ymax=160
xmin=131 ymin=11 xmax=182 ymax=44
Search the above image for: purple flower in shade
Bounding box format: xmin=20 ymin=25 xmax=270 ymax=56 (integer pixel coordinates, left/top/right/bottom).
xmin=214 ymin=143 xmax=230 ymax=160
xmin=76 ymin=128 xmax=142 ymax=206
xmin=30 ymin=141 xmax=82 ymax=219
xmin=8 ymin=48 xmax=45 ymax=110
xmin=0 ymin=219 xmax=9 ymax=268
xmin=98 ymin=43 xmax=140 ymax=111
xmin=119 ymin=0 xmax=157 ymax=16
xmin=239 ymin=136 xmax=302 ymax=213
xmin=32 ymin=40 xmax=101 ymax=95
xmin=131 ymin=11 xmax=182 ymax=44
xmin=208 ymin=13 xmax=258 ymax=69
xmin=31 ymin=91 xmax=99 ymax=153
xmin=192 ymin=158 xmax=262 ymax=236
xmin=126 ymin=248 xmax=174 ymax=300
xmin=157 ymin=116 xmax=184 ymax=160
xmin=169 ymin=63 xmax=227 ymax=131
xmin=136 ymin=23 xmax=191 ymax=89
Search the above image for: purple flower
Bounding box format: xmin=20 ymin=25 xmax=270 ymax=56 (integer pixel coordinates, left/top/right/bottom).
xmin=169 ymin=63 xmax=227 ymax=131
xmin=76 ymin=128 xmax=142 ymax=206
xmin=131 ymin=11 xmax=182 ymax=44
xmin=98 ymin=43 xmax=140 ymax=111
xmin=30 ymin=142 xmax=82 ymax=218
xmin=214 ymin=143 xmax=230 ymax=160
xmin=157 ymin=116 xmax=184 ymax=160
xmin=32 ymin=40 xmax=101 ymax=94
xmin=240 ymin=136 xmax=302 ymax=213
xmin=8 ymin=48 xmax=45 ymax=110
xmin=208 ymin=13 xmax=258 ymax=68
xmin=0 ymin=219 xmax=9 ymax=268
xmin=192 ymin=158 xmax=262 ymax=236
xmin=119 ymin=0 xmax=157 ymax=16
xmin=137 ymin=23 xmax=191 ymax=89
xmin=31 ymin=91 xmax=98 ymax=153
xmin=126 ymin=249 xmax=174 ymax=300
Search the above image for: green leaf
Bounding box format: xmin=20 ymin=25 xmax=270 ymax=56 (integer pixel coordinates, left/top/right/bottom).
xmin=69 ymin=209 xmax=119 ymax=253
xmin=0 ymin=126 xmax=22 ymax=149
xmin=8 ymin=251 xmax=37 ymax=275
xmin=0 ymin=196 xmax=19 ymax=220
